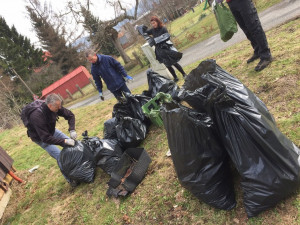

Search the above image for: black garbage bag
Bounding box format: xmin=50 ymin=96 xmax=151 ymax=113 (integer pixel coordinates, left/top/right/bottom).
xmin=59 ymin=141 xmax=96 ymax=183
xmin=112 ymin=93 xmax=152 ymax=127
xmin=103 ymin=118 xmax=118 ymax=139
xmin=181 ymin=59 xmax=275 ymax=123
xmin=181 ymin=59 xmax=300 ymax=217
xmin=161 ymin=101 xmax=236 ymax=210
xmin=155 ymin=45 xmax=183 ymax=67
xmin=142 ymin=69 xmax=179 ymax=98
xmin=116 ymin=117 xmax=147 ymax=149
xmin=82 ymin=135 xmax=123 ymax=175
xmin=107 ymin=148 xmax=152 ymax=197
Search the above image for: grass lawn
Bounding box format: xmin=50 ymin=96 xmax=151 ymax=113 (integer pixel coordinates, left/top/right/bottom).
xmin=0 ymin=17 xmax=299 ymax=225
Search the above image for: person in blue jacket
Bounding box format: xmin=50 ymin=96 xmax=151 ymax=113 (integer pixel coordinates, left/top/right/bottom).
xmin=85 ymin=49 xmax=133 ymax=101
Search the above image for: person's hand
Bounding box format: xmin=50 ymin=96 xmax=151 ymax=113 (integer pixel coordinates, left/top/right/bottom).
xmin=215 ymin=0 xmax=224 ymax=3
xmin=65 ymin=139 xmax=75 ymax=146
xmin=125 ymin=75 xmax=133 ymax=82
xmin=69 ymin=130 xmax=77 ymax=140
xmin=142 ymin=25 xmax=148 ymax=32
xmin=99 ymin=92 xmax=104 ymax=101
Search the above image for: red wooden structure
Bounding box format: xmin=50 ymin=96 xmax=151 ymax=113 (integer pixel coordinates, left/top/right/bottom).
xmin=41 ymin=66 xmax=92 ymax=99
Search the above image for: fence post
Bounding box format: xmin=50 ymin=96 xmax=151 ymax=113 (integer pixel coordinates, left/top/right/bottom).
xmin=76 ymin=84 xmax=85 ymax=96
xmin=57 ymin=94 xmax=64 ymax=101
xmin=89 ymin=78 xmax=97 ymax=90
xmin=66 ymin=89 xmax=74 ymax=100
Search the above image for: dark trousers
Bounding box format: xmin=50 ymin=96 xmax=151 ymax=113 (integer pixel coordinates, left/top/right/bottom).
xmin=228 ymin=0 xmax=271 ymax=60
xmin=166 ymin=63 xmax=186 ymax=79
xmin=112 ymin=83 xmax=131 ymax=98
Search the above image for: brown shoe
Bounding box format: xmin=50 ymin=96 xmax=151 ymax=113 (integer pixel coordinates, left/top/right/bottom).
xmin=247 ymin=54 xmax=260 ymax=64
xmin=255 ymin=58 xmax=272 ymax=72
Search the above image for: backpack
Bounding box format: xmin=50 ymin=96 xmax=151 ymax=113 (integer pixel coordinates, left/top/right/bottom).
xmin=21 ymin=100 xmax=45 ymax=127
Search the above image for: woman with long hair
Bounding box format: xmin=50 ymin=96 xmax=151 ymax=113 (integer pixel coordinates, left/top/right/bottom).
xmin=143 ymin=16 xmax=187 ymax=82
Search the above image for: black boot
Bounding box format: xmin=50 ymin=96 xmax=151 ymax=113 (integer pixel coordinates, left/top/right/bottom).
xmin=247 ymin=54 xmax=260 ymax=64
xmin=255 ymin=57 xmax=272 ymax=72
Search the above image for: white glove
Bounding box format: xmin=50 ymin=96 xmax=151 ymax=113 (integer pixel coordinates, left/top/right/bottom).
xmin=70 ymin=130 xmax=77 ymax=140
xmin=65 ymin=139 xmax=75 ymax=146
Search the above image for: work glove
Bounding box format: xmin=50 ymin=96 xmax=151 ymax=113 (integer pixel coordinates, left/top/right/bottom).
xmin=99 ymin=92 xmax=104 ymax=101
xmin=65 ymin=139 xmax=75 ymax=146
xmin=142 ymin=25 xmax=148 ymax=32
xmin=125 ymin=75 xmax=133 ymax=83
xmin=69 ymin=130 xmax=77 ymax=140
xmin=215 ymin=0 xmax=224 ymax=3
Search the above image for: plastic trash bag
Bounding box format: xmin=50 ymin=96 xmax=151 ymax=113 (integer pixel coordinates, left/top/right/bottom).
xmin=59 ymin=141 xmax=96 ymax=183
xmin=181 ymin=59 xmax=300 ymax=217
xmin=142 ymin=69 xmax=179 ymax=98
xmin=161 ymin=101 xmax=236 ymax=210
xmin=116 ymin=117 xmax=147 ymax=149
xmin=107 ymin=148 xmax=152 ymax=197
xmin=82 ymin=133 xmax=123 ymax=175
xmin=214 ymin=3 xmax=238 ymax=42
xmin=103 ymin=118 xmax=118 ymax=139
xmin=112 ymin=93 xmax=152 ymax=126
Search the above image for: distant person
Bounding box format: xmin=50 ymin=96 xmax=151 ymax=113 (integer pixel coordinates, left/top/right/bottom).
xmin=216 ymin=0 xmax=272 ymax=71
xmin=21 ymin=94 xmax=77 ymax=186
xmin=143 ymin=16 xmax=187 ymax=82
xmin=85 ymin=50 xmax=133 ymax=101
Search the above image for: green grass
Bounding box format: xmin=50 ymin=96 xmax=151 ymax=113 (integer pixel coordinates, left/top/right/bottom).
xmin=1 ymin=15 xmax=299 ymax=225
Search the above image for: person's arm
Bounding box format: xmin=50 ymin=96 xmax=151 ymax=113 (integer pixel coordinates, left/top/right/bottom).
xmin=91 ymin=67 xmax=103 ymax=93
xmin=58 ymin=107 xmax=77 ymax=139
xmin=160 ymin=27 xmax=169 ymax=35
xmin=145 ymin=27 xmax=153 ymax=35
xmin=109 ymin=56 xmax=129 ymax=78
xmin=57 ymin=107 xmax=75 ymax=131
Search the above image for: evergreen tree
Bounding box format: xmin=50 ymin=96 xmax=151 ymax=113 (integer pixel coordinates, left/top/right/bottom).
xmin=26 ymin=5 xmax=86 ymax=75
xmin=0 ymin=16 xmax=45 ymax=80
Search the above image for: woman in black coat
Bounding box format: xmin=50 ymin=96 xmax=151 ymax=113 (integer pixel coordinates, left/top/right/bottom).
xmin=144 ymin=16 xmax=187 ymax=82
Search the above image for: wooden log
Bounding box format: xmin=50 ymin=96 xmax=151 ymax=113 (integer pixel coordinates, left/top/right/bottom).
xmin=76 ymin=84 xmax=85 ymax=96
xmin=66 ymin=89 xmax=74 ymax=100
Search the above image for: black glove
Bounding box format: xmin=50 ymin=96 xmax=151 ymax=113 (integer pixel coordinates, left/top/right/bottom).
xmin=142 ymin=25 xmax=148 ymax=32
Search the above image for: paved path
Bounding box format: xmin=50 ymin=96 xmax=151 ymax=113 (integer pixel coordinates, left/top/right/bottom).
xmin=68 ymin=0 xmax=300 ymax=110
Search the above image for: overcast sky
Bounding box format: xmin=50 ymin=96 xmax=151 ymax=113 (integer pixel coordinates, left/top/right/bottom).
xmin=0 ymin=0 xmax=136 ymax=48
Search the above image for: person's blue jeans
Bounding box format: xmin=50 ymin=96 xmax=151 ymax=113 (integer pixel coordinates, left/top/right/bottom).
xmin=35 ymin=129 xmax=70 ymax=182
xmin=36 ymin=129 xmax=69 ymax=160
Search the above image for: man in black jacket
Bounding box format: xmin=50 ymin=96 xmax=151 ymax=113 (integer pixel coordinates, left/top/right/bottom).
xmin=26 ymin=93 xmax=77 ymax=184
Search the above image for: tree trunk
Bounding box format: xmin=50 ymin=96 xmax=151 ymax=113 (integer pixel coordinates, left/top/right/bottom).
xmin=111 ymin=36 xmax=132 ymax=64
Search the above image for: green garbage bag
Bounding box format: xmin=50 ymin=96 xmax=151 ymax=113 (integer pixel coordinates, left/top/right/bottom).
xmin=214 ymin=3 xmax=238 ymax=42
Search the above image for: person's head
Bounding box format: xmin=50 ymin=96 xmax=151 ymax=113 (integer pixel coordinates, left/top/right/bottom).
xmin=150 ymin=16 xmax=163 ymax=29
xmin=85 ymin=49 xmax=98 ymax=64
xmin=46 ymin=94 xmax=62 ymax=112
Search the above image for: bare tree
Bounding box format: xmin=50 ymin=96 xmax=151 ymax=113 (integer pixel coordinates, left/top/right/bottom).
xmin=67 ymin=0 xmax=141 ymax=64
xmin=26 ymin=0 xmax=86 ymax=74
xmin=0 ymin=75 xmax=22 ymax=130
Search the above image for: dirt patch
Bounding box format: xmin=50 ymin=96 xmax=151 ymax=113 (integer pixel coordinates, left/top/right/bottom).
xmin=256 ymin=74 xmax=299 ymax=113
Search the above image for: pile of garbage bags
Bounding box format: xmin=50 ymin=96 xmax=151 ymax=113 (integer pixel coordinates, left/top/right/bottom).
xmin=59 ymin=60 xmax=299 ymax=216
xmin=161 ymin=59 xmax=300 ymax=217
xmin=59 ymin=76 xmax=174 ymax=196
